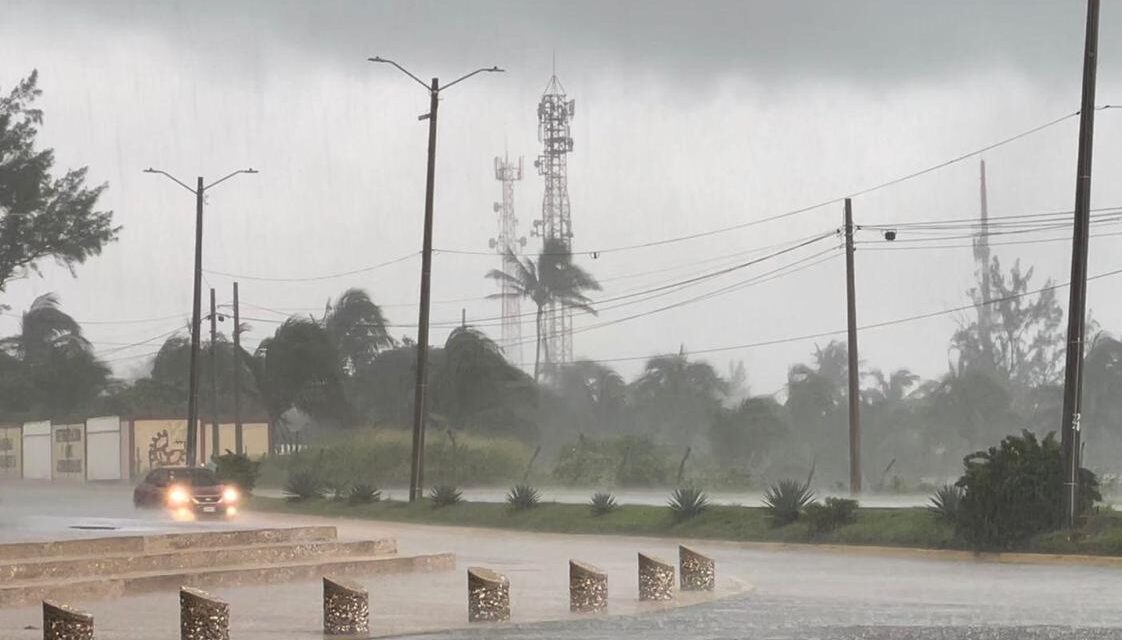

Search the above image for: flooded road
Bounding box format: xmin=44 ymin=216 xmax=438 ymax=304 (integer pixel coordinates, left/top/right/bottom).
xmin=2 ymin=482 xmax=1121 ymax=639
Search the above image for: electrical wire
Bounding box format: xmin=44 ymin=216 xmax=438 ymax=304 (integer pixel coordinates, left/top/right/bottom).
xmin=202 ymin=252 xmax=418 ymax=282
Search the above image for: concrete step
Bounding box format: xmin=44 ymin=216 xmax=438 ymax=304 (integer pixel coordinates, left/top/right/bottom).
xmin=0 ymin=552 xmax=456 ymax=608
xmin=0 ymin=538 xmax=396 ymax=582
xmin=0 ymin=526 xmax=337 ymax=562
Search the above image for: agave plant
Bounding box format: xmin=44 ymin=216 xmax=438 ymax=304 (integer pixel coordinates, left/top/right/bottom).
xmin=762 ymin=479 xmax=814 ymax=526
xmin=589 ymin=491 xmax=618 ymax=516
xmin=927 ymin=483 xmax=963 ymax=524
xmin=347 ymin=483 xmax=382 ymax=505
xmin=284 ymin=469 xmax=325 ymax=502
xmin=429 ymin=484 xmax=464 ymax=508
xmin=668 ymin=486 xmax=709 ymax=520
xmin=507 ymin=484 xmax=541 ymax=511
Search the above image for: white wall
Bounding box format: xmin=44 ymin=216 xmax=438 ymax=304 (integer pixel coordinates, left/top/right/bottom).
xmin=21 ymin=421 xmax=51 ymax=480
xmin=85 ymin=416 xmax=121 ymax=481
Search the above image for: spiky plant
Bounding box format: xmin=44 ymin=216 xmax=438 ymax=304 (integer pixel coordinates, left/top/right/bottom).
xmin=762 ymin=479 xmax=814 ymax=526
xmin=507 ymin=484 xmax=541 ymax=511
xmin=589 ymin=491 xmax=618 ymax=516
xmin=347 ymin=483 xmax=382 ymax=505
xmin=927 ymin=484 xmax=963 ymax=524
xmin=429 ymin=484 xmax=464 ymax=508
xmin=668 ymin=486 xmax=709 ymax=520
xmin=284 ymin=469 xmax=325 ymax=502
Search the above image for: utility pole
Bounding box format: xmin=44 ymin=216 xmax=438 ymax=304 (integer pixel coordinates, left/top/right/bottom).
xmin=233 ymin=281 xmax=243 ymax=456
xmin=368 ymin=56 xmax=503 ymax=502
xmin=1060 ymin=0 xmax=1101 ymax=529
xmin=210 ymin=288 xmax=219 ymax=460
xmin=844 ymin=198 xmax=862 ymax=495
xmin=975 ymin=160 xmax=994 ymax=361
xmin=144 ymin=167 xmax=256 ymax=467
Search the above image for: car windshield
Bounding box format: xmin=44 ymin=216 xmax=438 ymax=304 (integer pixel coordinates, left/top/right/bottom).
xmin=165 ymin=468 xmax=218 ymax=487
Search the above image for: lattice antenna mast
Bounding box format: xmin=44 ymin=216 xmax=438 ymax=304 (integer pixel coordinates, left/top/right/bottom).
xmin=490 ymin=155 xmax=526 ymax=365
xmin=532 ymin=74 xmax=576 ymax=367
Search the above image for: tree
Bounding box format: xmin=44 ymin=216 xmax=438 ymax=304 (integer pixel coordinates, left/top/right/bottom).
xmin=430 ymin=326 xmax=537 ymax=438
xmin=0 ymin=71 xmax=118 ymax=300
xmin=631 ymin=349 xmax=727 ymax=448
xmin=254 ymin=318 xmax=349 ymax=425
xmin=785 ymin=341 xmax=849 ymax=478
xmin=710 ymin=395 xmax=788 ymax=470
xmin=485 ymin=237 xmax=601 ymax=381
xmin=322 ymin=288 xmax=393 ymax=374
xmin=0 ymin=293 xmax=109 ymax=419
xmin=953 ymin=257 xmax=1064 ymax=392
xmin=552 ymin=360 xmax=629 ymax=436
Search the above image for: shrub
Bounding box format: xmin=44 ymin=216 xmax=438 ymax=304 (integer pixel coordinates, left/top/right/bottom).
xmin=804 ymin=497 xmax=859 ymax=535
xmin=429 ymin=484 xmax=463 ymax=508
xmin=762 ymin=479 xmax=814 ymax=526
xmin=956 ymin=430 xmax=1101 ymax=549
xmin=347 ymin=483 xmax=382 ymax=505
xmin=324 ymin=480 xmax=349 ymax=502
xmin=507 ymin=484 xmax=541 ymax=511
xmin=284 ymin=469 xmax=325 ymax=502
xmin=668 ymin=487 xmax=709 ymax=520
xmin=552 ymin=435 xmax=675 ymax=487
xmin=213 ymin=452 xmax=261 ymax=495
xmin=927 ymin=484 xmax=963 ymax=524
xmin=589 ymin=492 xmax=618 ymax=516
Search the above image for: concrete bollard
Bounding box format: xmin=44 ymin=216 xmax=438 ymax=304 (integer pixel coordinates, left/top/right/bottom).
xmin=569 ymin=560 xmax=608 ymax=612
xmin=467 ymin=566 xmax=510 ymax=622
xmin=323 ymin=576 xmax=369 ymax=636
xmin=637 ymin=553 xmax=674 ymax=601
xmin=679 ymin=545 xmax=715 ymax=591
xmin=180 ymin=586 xmax=229 ymax=640
xmin=42 ymin=601 xmax=93 ymax=640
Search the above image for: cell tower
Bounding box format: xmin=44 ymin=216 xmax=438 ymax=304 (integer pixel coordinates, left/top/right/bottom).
xmin=532 ymin=74 xmax=576 ymax=367
xmin=490 ymin=155 xmax=526 ymax=364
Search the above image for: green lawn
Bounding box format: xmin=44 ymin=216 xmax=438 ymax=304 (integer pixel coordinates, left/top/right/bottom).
xmin=249 ymin=496 xmax=959 ymax=550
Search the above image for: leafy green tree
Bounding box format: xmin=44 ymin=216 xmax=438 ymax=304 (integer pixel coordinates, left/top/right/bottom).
xmin=486 ymin=238 xmax=601 ymax=380
xmin=0 ymin=71 xmax=117 ymax=300
xmin=254 ymin=318 xmax=349 ymax=425
xmin=430 ymin=326 xmax=537 ymax=438
xmin=785 ymin=341 xmax=849 ymax=479
xmin=956 ymin=430 xmax=1099 ymax=548
xmin=1082 ymin=333 xmax=1122 ymax=467
xmin=0 ymin=293 xmax=109 ymax=419
xmin=550 ymin=360 xmax=628 ymax=437
xmin=631 ymin=349 xmax=727 ymax=448
xmin=953 ymin=257 xmax=1065 ymax=392
xmin=322 ymin=288 xmax=393 ymax=374
xmin=709 ymin=395 xmax=788 ymax=470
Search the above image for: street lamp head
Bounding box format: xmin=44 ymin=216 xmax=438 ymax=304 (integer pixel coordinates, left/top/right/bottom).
xmin=368 ymin=56 xmax=386 ymax=63
xmin=488 ymin=66 xmax=505 ymax=73
xmin=244 ymin=168 xmax=258 ymax=174
xmin=143 ymin=167 xmax=157 ymax=173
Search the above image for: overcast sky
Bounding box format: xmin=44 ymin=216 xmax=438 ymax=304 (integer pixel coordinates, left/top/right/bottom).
xmin=3 ymin=0 xmax=1122 ymax=394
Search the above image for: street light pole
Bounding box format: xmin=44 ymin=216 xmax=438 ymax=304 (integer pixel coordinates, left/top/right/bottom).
xmin=145 ymin=167 xmax=257 ymax=467
xmin=368 ymin=57 xmax=503 ymax=502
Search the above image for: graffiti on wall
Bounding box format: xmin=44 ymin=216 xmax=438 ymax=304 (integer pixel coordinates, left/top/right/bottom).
xmin=148 ymin=429 xmax=186 ymax=468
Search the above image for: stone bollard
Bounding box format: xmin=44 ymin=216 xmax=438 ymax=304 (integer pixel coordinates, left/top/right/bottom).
xmin=569 ymin=560 xmax=608 ymax=612
xmin=679 ymin=545 xmax=715 ymax=591
xmin=637 ymin=553 xmax=674 ymax=601
xmin=180 ymin=586 xmax=229 ymax=640
xmin=42 ymin=601 xmax=93 ymax=640
xmin=467 ymin=566 xmax=510 ymax=622
xmin=323 ymin=576 xmax=369 ymax=636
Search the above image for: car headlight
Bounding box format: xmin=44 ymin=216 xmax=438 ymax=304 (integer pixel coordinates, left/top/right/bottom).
xmin=222 ymin=487 xmax=240 ymax=503
xmin=168 ymin=486 xmax=191 ymax=506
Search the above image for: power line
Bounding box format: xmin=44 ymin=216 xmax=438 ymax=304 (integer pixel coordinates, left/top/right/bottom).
xmin=202 ymin=252 xmax=418 ymax=282
xmin=440 ymin=108 xmax=1112 ymax=258
xmin=525 ymin=263 xmax=1122 ymax=367
xmin=858 ymin=228 xmax=1122 ymax=252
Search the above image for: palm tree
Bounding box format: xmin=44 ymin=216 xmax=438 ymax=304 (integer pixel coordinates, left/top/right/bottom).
xmin=321 ymin=288 xmax=393 ymax=374
xmin=485 ymin=238 xmax=601 ymax=381
xmin=0 ymin=293 xmax=109 ymax=417
xmin=631 ymin=349 xmax=728 ymax=447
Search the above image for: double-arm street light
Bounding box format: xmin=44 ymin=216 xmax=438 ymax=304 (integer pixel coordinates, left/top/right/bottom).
xmin=144 ymin=167 xmax=257 ymax=467
xmin=368 ymin=56 xmax=503 ymax=502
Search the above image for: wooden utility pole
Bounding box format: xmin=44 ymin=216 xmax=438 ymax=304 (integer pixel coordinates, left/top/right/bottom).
xmin=186 ymin=177 xmax=205 ymax=466
xmin=844 ymin=198 xmax=861 ymax=495
xmin=409 ymin=77 xmax=440 ymax=503
xmin=976 ymin=160 xmax=994 ymax=360
xmin=209 ymin=288 xmax=219 ymax=460
xmin=233 ymin=281 xmax=243 ymax=455
xmin=1060 ymin=0 xmax=1101 ymax=529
